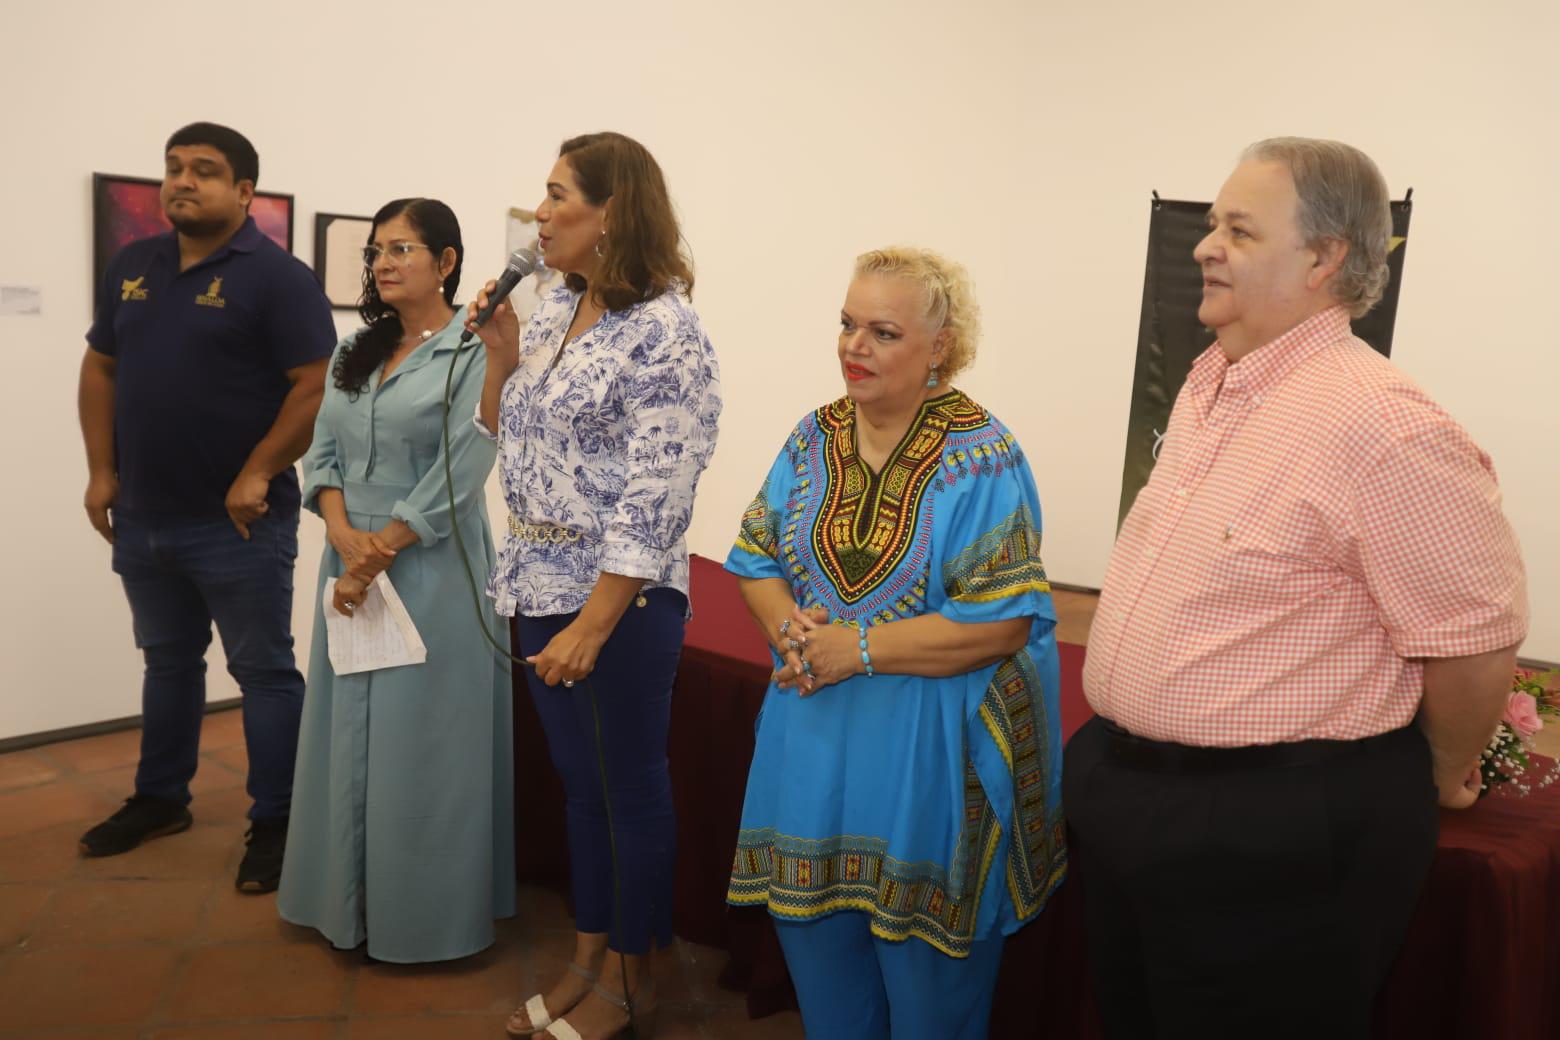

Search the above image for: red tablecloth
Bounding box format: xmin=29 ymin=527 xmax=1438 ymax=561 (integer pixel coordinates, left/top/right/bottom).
xmin=513 ymin=556 xmax=1560 ymax=1038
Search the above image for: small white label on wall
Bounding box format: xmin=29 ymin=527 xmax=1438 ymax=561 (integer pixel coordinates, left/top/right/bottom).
xmin=0 ymin=286 xmax=41 ymax=315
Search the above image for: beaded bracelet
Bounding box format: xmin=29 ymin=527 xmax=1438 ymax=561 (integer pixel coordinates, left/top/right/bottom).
xmin=855 ymin=620 xmax=875 ymax=677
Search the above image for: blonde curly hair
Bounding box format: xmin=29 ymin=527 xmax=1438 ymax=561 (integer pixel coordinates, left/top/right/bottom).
xmin=853 ymin=246 xmax=982 ymax=381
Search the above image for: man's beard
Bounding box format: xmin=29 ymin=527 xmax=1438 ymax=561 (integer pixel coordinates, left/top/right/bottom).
xmin=165 ymin=206 xmax=234 ymax=237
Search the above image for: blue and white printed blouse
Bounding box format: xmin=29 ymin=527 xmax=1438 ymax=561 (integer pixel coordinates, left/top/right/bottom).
xmin=476 ymin=284 xmax=722 ymax=618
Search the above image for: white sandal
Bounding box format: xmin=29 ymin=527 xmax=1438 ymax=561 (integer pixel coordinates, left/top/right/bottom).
xmin=541 ymin=981 xmax=658 ymax=1040
xmin=506 ymin=962 xmax=598 ymax=1037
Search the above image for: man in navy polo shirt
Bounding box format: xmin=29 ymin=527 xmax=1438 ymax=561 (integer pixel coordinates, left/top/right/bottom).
xmin=76 ymin=122 xmax=336 ymax=893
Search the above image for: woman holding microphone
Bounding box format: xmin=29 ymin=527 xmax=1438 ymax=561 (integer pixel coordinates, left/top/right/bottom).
xmin=467 ymin=132 xmax=721 ymax=1040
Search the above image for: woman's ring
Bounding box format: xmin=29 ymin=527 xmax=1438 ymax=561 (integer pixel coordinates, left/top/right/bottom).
xmin=344 ymin=601 xmax=355 ymax=612
xmin=779 ymin=619 xmax=792 ymax=636
xmin=563 ymin=679 xmax=575 ymax=688
xmin=787 ymin=638 xmax=802 ymax=652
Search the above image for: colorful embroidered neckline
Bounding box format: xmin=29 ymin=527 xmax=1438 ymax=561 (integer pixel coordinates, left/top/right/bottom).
xmin=809 ymin=391 xmax=987 ymax=604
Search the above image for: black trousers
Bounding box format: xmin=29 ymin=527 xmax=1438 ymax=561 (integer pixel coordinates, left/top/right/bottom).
xmin=1063 ymin=715 xmax=1439 ymax=1040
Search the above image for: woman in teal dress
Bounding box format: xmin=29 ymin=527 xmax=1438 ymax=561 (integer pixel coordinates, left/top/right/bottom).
xmin=278 ymin=198 xmax=516 ymax=963
xmin=725 ymin=247 xmax=1066 ymax=1038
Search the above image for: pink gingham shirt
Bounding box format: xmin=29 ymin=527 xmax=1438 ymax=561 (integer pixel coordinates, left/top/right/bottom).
xmin=1084 ymin=307 xmax=1528 ymax=746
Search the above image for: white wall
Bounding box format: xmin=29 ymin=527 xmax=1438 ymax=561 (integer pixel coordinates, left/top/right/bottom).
xmin=2 ymin=0 xmax=1555 ymax=740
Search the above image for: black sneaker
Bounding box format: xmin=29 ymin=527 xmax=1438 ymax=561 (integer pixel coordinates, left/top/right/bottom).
xmin=78 ymin=795 xmax=192 ymax=857
xmin=235 ymin=816 xmax=288 ymax=893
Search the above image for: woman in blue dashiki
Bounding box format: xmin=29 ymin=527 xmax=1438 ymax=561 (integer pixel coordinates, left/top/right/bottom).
xmin=467 ymin=132 xmax=721 ymax=1040
xmin=726 ymin=247 xmax=1066 ymax=1040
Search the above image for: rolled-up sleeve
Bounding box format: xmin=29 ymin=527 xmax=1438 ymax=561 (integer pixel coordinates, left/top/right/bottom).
xmin=598 ymin=320 xmax=722 ymax=579
xmin=473 ymin=401 xmax=499 ymax=443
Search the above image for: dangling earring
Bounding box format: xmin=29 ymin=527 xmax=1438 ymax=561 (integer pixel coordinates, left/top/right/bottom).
xmin=926 ymin=366 xmax=940 ymax=388
xmin=594 ymin=228 xmax=607 ymax=258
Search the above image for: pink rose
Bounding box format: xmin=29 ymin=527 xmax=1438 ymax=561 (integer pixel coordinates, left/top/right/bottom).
xmin=1503 ymin=691 xmax=1543 ymax=740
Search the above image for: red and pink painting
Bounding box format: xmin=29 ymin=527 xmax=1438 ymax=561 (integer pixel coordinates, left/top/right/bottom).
xmin=91 ymin=173 xmax=294 ymax=309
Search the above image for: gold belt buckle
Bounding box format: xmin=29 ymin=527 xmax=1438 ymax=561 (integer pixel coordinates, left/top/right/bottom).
xmin=508 ymin=515 xmax=580 ymax=544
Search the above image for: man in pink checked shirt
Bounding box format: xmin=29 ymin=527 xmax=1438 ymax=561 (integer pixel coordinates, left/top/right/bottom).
xmin=1067 ymin=138 xmax=1528 ymax=1039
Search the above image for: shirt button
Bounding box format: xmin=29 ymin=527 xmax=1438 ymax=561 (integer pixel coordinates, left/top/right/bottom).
xmin=1176 ymin=487 xmax=1191 ymax=498
xmin=1252 ymin=393 xmax=1264 ymax=406
xmin=1143 ymin=547 xmax=1157 ymax=561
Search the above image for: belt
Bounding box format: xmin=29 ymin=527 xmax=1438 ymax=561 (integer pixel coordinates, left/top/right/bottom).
xmin=506 ymin=516 xmax=583 ymax=544
xmin=1096 ymin=717 xmax=1360 ymax=774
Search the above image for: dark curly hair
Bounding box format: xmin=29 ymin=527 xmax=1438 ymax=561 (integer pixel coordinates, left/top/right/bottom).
xmin=332 ymin=197 xmax=464 ymax=397
xmin=558 ymin=132 xmax=693 ymax=311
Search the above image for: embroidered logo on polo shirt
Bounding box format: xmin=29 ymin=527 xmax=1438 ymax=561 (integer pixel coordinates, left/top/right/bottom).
xmin=121 ymin=277 xmax=149 ymax=301
xmin=195 ymin=276 xmax=227 ymax=308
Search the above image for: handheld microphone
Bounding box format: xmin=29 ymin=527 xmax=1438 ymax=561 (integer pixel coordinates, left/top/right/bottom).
xmin=460 ymin=247 xmax=541 ymax=342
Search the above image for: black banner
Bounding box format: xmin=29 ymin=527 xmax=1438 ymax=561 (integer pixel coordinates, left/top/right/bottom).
xmin=1117 ymin=194 xmax=1413 ymax=526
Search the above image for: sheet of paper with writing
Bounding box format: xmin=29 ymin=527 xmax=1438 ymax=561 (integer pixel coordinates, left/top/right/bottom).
xmin=322 ymin=573 xmax=428 ymax=675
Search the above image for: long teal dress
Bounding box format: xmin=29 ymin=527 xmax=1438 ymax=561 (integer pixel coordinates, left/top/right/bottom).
xmin=278 ymin=311 xmax=516 ymax=963
xmin=725 ymin=390 xmax=1066 ymax=956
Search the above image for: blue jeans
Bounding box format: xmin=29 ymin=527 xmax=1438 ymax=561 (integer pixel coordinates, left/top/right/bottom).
xmin=516 ymin=588 xmax=686 ymax=955
xmin=111 ymin=510 xmax=305 ymax=821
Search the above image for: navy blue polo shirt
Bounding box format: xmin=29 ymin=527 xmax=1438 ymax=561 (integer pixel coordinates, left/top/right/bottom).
xmin=87 ymin=217 xmax=336 ymax=518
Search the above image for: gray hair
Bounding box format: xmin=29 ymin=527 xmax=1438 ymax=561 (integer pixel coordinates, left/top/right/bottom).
xmin=1242 ymin=137 xmax=1393 ymax=318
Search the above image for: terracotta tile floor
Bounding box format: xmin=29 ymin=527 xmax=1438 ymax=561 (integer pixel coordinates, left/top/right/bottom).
xmin=0 ymin=595 xmax=1099 ymax=1039
xmin=5 ymin=591 xmax=1552 ymax=1038
xmin=0 ymin=708 xmax=803 ymax=1038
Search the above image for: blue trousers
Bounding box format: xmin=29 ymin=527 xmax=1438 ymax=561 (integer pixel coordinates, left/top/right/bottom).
xmin=111 ymin=511 xmax=304 ymax=821
xmin=516 ymin=587 xmax=685 ymax=955
xmin=775 ymin=911 xmax=1006 ymax=1040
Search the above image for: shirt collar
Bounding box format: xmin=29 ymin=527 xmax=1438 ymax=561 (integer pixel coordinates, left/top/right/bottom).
xmin=1187 ymin=305 xmax=1352 ymax=406
xmin=553 ymin=285 xmax=632 ymax=342
xmin=162 ymin=216 xmax=263 ymax=273
xmin=377 ymin=311 xmax=467 ymax=388
xmin=151 ymin=230 xmax=180 ymax=266
xmin=226 ymin=215 xmax=263 ymax=254
xmin=424 ymin=309 xmax=469 ymax=355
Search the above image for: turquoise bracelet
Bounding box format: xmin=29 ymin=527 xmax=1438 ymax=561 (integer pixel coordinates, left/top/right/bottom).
xmin=856 ymin=620 xmax=874 ymax=677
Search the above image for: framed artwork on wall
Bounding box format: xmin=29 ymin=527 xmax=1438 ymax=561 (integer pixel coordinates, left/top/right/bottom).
xmin=91 ymin=173 xmax=294 ymax=310
xmin=313 ymin=212 xmax=373 ymax=310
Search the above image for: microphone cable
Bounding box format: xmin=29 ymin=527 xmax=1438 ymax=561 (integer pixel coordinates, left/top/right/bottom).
xmin=434 ymin=335 xmax=643 ymax=1038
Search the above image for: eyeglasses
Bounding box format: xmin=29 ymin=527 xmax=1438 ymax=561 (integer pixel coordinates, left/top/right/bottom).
xmin=362 ymin=242 xmax=432 ymax=266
